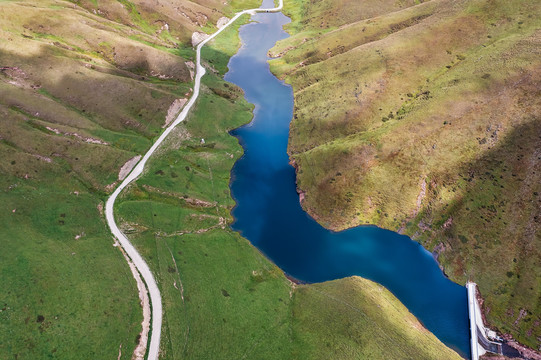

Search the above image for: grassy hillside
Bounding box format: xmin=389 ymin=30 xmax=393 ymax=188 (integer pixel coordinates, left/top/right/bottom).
xmin=115 ymin=29 xmax=461 ymax=359
xmin=1 ymin=0 xmax=463 ymax=358
xmin=270 ymin=0 xmax=541 ymax=351
xmin=291 ymin=277 xmax=461 ymax=360
xmin=0 ymin=0 xmax=253 ymax=358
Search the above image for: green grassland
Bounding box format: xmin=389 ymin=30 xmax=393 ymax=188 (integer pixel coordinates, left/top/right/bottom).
xmin=270 ymin=0 xmax=541 ymax=350
xmin=291 ymin=277 xmax=461 ymax=360
xmin=0 ymin=166 xmax=142 ymax=359
xmin=0 ymin=0 xmax=254 ymax=358
xmin=0 ymin=0 xmax=465 ymax=358
xmin=114 ymin=31 xmax=461 ymax=358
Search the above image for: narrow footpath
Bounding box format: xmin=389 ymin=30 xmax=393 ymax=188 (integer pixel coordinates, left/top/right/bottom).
xmin=105 ymin=1 xmax=284 ymax=359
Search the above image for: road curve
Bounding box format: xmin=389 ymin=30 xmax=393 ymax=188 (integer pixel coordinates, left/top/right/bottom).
xmin=105 ymin=1 xmax=284 ymax=359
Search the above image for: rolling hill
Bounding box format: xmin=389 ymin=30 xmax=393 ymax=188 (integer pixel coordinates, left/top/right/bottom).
xmin=270 ymin=0 xmax=541 ymax=352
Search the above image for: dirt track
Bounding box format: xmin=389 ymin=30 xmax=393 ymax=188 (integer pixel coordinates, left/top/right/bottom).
xmin=104 ymin=1 xmax=284 ymax=359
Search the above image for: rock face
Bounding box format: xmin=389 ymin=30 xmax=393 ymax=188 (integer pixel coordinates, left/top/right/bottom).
xmin=192 ymin=32 xmax=209 ymax=47
xmin=118 ymin=155 xmax=142 ymax=181
xmin=164 ymin=98 xmax=188 ymax=128
xmin=217 ymin=16 xmax=230 ymax=29
xmin=185 ymin=61 xmax=195 ymax=80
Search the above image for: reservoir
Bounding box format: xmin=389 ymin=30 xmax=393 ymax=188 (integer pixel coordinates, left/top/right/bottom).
xmin=225 ymin=1 xmax=470 ymax=357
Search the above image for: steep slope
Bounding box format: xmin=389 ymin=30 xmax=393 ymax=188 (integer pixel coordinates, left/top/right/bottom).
xmin=71 ymin=0 xmax=258 ymax=44
xmin=0 ymin=0 xmax=467 ymax=359
xmin=0 ymin=0 xmax=251 ymax=358
xmin=114 ymin=33 xmax=462 ymax=357
xmin=270 ymin=0 xmax=541 ymax=352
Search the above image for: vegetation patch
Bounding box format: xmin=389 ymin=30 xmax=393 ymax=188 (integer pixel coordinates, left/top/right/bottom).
xmin=271 ymin=0 xmax=541 ymax=350
xmin=116 ymin=67 xmax=461 ymax=360
xmin=113 ymin=16 xmax=461 ymax=359
xmin=0 ymin=0 xmax=259 ymax=357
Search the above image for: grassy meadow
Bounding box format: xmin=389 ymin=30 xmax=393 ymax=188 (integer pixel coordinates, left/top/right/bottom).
xmin=270 ymin=0 xmax=541 ymax=350
xmin=114 ymin=28 xmax=462 ymax=359
xmin=0 ymin=0 xmax=254 ymax=357
xmin=0 ymin=0 xmax=465 ymax=358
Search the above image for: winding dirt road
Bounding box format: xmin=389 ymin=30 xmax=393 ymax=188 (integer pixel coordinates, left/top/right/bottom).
xmin=105 ymin=1 xmax=284 ymax=359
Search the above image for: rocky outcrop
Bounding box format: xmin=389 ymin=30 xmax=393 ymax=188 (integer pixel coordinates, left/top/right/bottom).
xmin=191 ymin=31 xmax=209 ymax=47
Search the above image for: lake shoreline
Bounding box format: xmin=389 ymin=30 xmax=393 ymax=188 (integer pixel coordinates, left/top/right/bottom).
xmin=226 ymin=1 xmax=470 ymax=357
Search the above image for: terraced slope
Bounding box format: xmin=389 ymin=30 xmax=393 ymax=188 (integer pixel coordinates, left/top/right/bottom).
xmin=270 ymin=0 xmax=541 ymax=351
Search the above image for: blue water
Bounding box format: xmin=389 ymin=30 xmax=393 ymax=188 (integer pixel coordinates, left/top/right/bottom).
xmin=225 ymin=1 xmax=470 ymax=357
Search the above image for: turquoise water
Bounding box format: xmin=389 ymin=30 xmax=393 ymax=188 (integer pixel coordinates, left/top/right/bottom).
xmin=225 ymin=1 xmax=470 ymax=357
